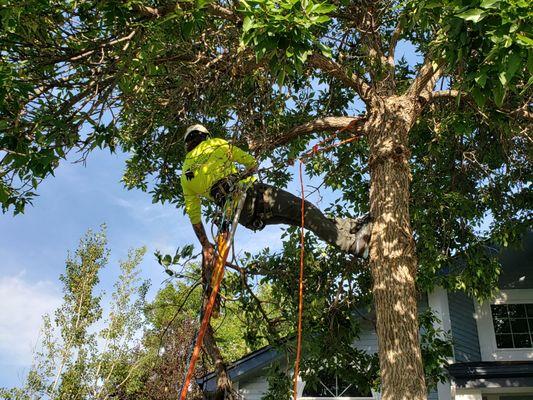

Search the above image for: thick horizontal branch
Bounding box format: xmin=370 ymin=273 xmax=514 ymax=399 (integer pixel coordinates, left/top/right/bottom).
xmin=429 ymin=89 xmax=461 ymax=100
xmin=249 ymin=115 xmax=366 ymax=153
xmin=308 ymin=53 xmax=374 ymax=103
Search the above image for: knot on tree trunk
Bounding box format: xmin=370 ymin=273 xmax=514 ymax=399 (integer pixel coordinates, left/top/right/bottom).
xmin=368 ymin=143 xmax=410 ymax=169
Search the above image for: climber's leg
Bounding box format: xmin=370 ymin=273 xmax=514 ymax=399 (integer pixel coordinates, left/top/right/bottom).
xmin=239 ymin=183 xmax=371 ymax=256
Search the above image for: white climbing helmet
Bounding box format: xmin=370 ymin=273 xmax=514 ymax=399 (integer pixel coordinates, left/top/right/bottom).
xmin=184 ymin=124 xmax=210 ymax=143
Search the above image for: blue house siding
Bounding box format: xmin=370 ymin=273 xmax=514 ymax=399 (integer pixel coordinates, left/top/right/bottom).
xmin=448 ymin=291 xmax=482 ymax=362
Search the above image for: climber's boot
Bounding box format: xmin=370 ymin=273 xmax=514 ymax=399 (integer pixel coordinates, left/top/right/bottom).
xmin=334 ymin=213 xmax=372 ymax=257
xmin=351 ymin=220 xmax=372 ymax=258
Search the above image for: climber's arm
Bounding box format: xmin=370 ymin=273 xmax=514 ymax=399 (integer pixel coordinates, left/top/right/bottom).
xmin=192 ymin=222 xmax=215 ymax=263
xmin=183 ymin=184 xmax=215 ymax=263
xmin=230 ymin=145 xmax=258 ymax=171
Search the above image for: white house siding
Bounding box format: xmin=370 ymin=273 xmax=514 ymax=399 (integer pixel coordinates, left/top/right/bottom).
xmin=353 ymin=319 xmax=379 ymax=353
xmin=235 ymin=319 xmax=440 ymax=400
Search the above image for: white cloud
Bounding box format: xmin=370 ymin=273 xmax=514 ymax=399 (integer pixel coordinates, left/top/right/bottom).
xmin=107 ymin=193 xmax=179 ymax=224
xmin=0 ymin=273 xmax=61 ymax=366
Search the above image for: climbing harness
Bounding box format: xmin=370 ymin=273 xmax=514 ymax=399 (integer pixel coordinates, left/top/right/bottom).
xmin=178 ymin=189 xmax=248 ymax=400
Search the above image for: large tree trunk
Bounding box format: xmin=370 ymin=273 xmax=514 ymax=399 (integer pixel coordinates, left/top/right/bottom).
xmin=367 ymin=96 xmax=427 ymax=400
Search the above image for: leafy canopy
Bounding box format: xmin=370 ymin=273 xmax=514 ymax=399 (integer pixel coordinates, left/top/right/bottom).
xmin=1 ymin=0 xmax=531 ymax=395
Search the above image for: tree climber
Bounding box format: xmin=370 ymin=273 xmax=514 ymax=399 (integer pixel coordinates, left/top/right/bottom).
xmin=181 ymin=124 xmax=372 ymax=264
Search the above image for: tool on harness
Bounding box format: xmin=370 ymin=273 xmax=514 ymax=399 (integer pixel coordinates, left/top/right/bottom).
xmin=210 ymin=169 xmax=267 ymax=232
xmin=210 ymin=169 xmax=255 ymax=205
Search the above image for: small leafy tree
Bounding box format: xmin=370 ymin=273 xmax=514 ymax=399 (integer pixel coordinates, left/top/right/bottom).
xmin=0 ymin=227 xmax=149 ymax=400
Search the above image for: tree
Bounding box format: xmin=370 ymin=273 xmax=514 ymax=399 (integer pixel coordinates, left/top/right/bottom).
xmin=0 ymin=227 xmax=149 ymax=400
xmin=137 ymin=275 xmax=252 ymax=400
xmin=1 ymin=0 xmax=531 ymax=399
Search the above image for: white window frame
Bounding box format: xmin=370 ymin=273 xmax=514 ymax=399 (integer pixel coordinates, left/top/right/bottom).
xmin=474 ymin=289 xmax=533 ymax=361
xmin=297 ymin=378 xmax=380 ymax=400
xmin=299 ymin=394 xmax=378 ymax=400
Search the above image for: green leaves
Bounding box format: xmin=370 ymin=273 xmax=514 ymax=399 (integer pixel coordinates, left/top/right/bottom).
xmin=480 ymin=0 xmax=501 ymax=8
xmin=419 ymin=310 xmax=454 ymax=389
xmin=238 ymin=0 xmax=335 ymax=84
xmin=456 ymin=8 xmax=486 ymax=23
xmin=498 ymin=51 xmax=521 ymax=85
xmin=427 ymin=0 xmax=532 ymax=111
xmin=5 ymin=228 xmax=151 ymax=399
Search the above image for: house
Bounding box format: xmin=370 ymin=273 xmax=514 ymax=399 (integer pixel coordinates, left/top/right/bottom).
xmin=197 ymin=233 xmax=533 ymax=400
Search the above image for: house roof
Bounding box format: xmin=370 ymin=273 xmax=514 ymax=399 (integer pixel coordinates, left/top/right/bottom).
xmin=436 ymin=231 xmax=532 ymax=286
xmin=196 ymin=344 xmax=281 ymax=393
xmin=197 ymin=232 xmax=532 ymax=393
xmin=448 ymin=361 xmax=533 ymax=389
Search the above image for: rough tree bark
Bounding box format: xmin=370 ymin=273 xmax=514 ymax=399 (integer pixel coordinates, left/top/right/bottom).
xmin=366 ymin=95 xmax=427 ymax=400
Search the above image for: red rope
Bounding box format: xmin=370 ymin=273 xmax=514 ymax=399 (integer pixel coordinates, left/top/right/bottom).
xmin=293 ymin=160 xmax=306 ymax=399
xmin=291 ymin=120 xmax=362 ymax=399
xmin=289 ymin=118 xmax=363 ymax=164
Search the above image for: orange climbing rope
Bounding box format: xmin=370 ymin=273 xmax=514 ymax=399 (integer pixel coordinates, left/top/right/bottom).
xmin=179 ymin=193 xmax=247 ymax=400
xmin=179 ymin=232 xmax=230 ymax=400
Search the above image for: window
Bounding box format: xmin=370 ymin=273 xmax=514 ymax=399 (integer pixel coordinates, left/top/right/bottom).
xmin=301 ymin=371 xmax=374 ymax=399
xmin=491 ymin=303 xmax=533 ymax=349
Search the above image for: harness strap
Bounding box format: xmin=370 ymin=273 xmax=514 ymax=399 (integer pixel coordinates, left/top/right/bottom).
xmin=210 ymin=174 xmax=240 ymax=207
xmin=210 ymin=173 xmax=268 ymax=231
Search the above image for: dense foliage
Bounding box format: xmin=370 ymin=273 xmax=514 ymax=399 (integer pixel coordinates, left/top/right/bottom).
xmin=1 ymin=0 xmax=531 ymax=397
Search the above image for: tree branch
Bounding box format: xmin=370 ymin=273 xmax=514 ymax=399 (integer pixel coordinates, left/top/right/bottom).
xmin=428 ymin=90 xmax=532 ymax=122
xmin=203 ymin=324 xmax=236 ymax=398
xmin=387 ymin=18 xmax=404 ymax=71
xmin=133 ymin=2 xmax=239 ymax=22
xmin=308 ymin=53 xmax=374 ymax=103
xmin=359 ymin=8 xmax=390 ymax=90
xmin=509 ymin=102 xmax=533 ymax=121
xmin=249 ymin=115 xmax=366 ymax=153
xmin=408 ymin=59 xmax=443 ymax=101
xmin=429 ymin=89 xmax=461 ymax=100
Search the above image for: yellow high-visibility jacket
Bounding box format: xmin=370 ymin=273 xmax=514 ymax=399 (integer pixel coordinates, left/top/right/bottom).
xmin=180 ymin=137 xmax=257 ymax=224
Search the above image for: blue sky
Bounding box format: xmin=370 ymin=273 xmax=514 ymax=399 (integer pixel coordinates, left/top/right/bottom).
xmin=0 ymin=40 xmax=422 ymax=388
xmin=0 ymin=148 xmax=287 ymax=388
